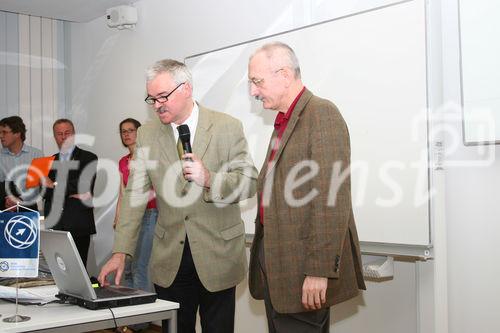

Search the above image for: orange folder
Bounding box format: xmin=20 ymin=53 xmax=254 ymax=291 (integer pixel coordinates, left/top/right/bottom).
xmin=25 ymin=156 xmax=55 ymax=188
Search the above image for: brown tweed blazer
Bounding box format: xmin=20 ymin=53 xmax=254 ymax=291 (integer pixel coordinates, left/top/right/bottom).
xmin=249 ymin=89 xmax=366 ymax=313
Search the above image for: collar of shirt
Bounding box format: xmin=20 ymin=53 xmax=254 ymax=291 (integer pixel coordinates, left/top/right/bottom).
xmin=171 ymin=101 xmax=199 ymax=145
xmin=274 ymin=86 xmax=306 ymax=135
xmin=1 ymin=143 xmax=31 ymax=156
xmin=59 ymin=145 xmax=76 ymax=161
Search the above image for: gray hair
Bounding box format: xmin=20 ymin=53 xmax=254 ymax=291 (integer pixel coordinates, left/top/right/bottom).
xmin=146 ymin=59 xmax=193 ymax=86
xmin=250 ymin=41 xmax=301 ymax=79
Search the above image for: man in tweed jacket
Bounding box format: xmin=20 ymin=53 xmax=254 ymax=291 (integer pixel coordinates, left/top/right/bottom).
xmin=247 ymin=42 xmax=366 ymax=332
xmin=99 ymin=59 xmax=257 ymax=333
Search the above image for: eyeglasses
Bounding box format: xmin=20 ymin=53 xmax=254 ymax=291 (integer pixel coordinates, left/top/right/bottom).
xmin=248 ymin=68 xmax=284 ymax=88
xmin=144 ymin=82 xmax=185 ymax=105
xmin=120 ymin=128 xmax=137 ymax=135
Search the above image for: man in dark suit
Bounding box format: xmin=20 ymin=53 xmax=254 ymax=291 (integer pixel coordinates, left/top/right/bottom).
xmin=247 ymin=42 xmax=366 ymax=333
xmin=43 ymin=119 xmax=98 ymax=268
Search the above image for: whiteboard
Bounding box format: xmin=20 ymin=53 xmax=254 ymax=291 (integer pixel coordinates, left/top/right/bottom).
xmin=185 ymin=0 xmax=430 ymax=246
xmin=459 ymin=0 xmax=500 ymax=145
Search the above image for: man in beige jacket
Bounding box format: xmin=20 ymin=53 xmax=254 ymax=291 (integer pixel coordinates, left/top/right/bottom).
xmin=99 ymin=59 xmax=257 ymax=333
xmin=248 ymin=42 xmax=366 ymax=333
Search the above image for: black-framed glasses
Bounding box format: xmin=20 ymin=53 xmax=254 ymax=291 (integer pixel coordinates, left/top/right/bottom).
xmin=144 ymin=82 xmax=185 ymax=105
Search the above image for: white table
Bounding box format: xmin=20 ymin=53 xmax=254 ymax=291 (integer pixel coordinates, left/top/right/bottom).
xmin=0 ymin=297 xmax=178 ymax=332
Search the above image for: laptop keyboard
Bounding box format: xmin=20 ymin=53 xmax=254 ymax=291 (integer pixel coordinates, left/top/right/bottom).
xmin=95 ymin=286 xmax=140 ymax=298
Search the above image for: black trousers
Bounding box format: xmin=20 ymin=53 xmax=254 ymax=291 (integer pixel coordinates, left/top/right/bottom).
xmin=72 ymin=234 xmax=90 ymax=268
xmin=258 ymin=237 xmax=330 ymax=333
xmin=155 ymin=238 xmax=235 ymax=333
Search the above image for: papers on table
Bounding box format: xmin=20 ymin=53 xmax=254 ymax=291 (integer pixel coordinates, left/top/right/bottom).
xmin=0 ymin=285 xmax=58 ymax=304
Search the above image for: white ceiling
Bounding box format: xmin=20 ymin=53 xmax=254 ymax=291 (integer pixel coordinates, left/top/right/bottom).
xmin=0 ymin=0 xmax=139 ymax=22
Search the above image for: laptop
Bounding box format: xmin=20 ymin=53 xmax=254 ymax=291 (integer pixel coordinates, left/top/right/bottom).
xmin=40 ymin=229 xmax=157 ymax=310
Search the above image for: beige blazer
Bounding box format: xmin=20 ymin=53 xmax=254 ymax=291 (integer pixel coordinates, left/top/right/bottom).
xmin=248 ymin=89 xmax=366 ymax=313
xmin=114 ymin=105 xmax=257 ymax=292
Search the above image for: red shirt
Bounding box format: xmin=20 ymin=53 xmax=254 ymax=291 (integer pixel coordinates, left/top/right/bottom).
xmin=119 ymin=154 xmax=157 ymax=209
xmin=260 ymin=87 xmax=305 ymax=224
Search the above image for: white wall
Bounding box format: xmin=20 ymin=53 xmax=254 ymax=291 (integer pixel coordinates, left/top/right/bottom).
xmin=67 ymin=0 xmax=500 ymax=332
xmin=0 ymin=11 xmax=65 ymax=154
xmin=441 ymin=0 xmax=500 ymax=332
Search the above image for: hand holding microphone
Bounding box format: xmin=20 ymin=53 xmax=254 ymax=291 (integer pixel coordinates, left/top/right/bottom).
xmin=177 ymin=125 xmax=211 ymax=188
xmin=182 ymin=153 xmax=211 ymax=188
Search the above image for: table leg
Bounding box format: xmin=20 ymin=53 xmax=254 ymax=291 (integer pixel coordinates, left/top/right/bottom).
xmin=168 ymin=310 xmax=177 ymax=333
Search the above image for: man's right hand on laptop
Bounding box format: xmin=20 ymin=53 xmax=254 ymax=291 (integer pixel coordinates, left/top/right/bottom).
xmin=98 ymin=253 xmax=127 ymax=286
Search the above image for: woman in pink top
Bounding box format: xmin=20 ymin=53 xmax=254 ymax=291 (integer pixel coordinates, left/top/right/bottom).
xmin=115 ymin=118 xmax=158 ymax=295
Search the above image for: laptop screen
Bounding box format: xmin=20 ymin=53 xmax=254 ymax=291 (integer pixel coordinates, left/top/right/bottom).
xmin=40 ymin=230 xmax=98 ymax=300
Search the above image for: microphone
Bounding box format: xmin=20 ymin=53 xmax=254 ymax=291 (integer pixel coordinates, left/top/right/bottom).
xmin=177 ymin=124 xmax=193 ymax=159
